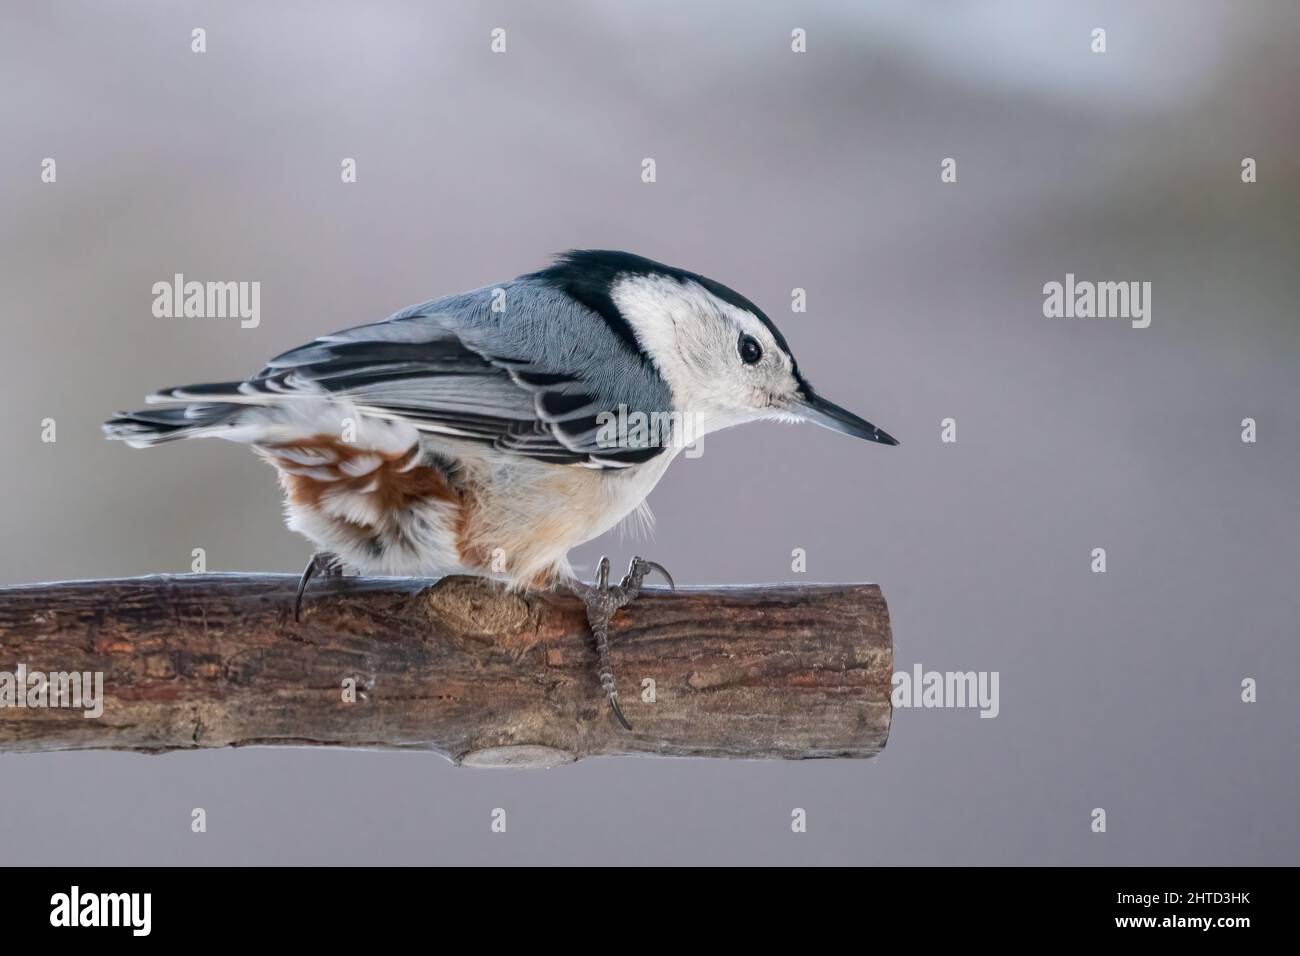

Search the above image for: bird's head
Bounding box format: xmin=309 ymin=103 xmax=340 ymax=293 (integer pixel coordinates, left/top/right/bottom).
xmin=539 ymin=250 xmax=898 ymax=446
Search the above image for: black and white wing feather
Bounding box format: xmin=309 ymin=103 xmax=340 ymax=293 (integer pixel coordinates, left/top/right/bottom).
xmin=138 ymin=278 xmax=676 ymax=469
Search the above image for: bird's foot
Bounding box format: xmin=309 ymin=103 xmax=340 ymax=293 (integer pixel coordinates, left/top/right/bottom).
xmin=293 ymin=551 xmax=345 ymax=622
xmin=570 ymin=555 xmax=675 ymax=731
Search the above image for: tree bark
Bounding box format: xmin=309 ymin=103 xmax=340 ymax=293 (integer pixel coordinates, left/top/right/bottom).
xmin=0 ymin=574 xmax=892 ymax=766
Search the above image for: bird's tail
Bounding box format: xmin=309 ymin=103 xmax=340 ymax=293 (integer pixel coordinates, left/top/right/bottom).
xmin=103 ymin=383 xmax=249 ymax=447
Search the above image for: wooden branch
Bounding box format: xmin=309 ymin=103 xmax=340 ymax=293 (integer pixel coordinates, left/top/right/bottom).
xmin=0 ymin=574 xmax=892 ymax=766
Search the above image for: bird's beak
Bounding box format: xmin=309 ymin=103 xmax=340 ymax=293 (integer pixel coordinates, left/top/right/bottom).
xmin=793 ymin=388 xmax=899 ymax=446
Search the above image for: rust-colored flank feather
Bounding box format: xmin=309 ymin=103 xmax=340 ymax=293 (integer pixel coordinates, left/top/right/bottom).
xmin=257 ymin=434 xmax=474 ymax=564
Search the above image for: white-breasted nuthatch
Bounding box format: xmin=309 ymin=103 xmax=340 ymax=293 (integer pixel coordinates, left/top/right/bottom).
xmin=105 ymin=250 xmax=898 ymax=728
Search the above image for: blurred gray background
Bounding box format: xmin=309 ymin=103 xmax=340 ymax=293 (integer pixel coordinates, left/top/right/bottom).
xmin=1 ymin=0 xmax=1297 ymax=865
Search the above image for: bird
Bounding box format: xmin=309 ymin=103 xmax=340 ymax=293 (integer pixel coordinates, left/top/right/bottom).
xmin=104 ymin=250 xmax=898 ymax=729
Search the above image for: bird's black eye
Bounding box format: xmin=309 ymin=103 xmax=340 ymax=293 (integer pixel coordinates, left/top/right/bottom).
xmin=738 ymin=333 xmax=763 ymax=365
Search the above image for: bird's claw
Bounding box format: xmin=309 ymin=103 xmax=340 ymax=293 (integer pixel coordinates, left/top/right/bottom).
xmin=293 ymin=552 xmax=344 ymax=622
xmin=572 ymin=555 xmax=674 ymax=731
xmin=621 ymin=556 xmax=675 ymax=595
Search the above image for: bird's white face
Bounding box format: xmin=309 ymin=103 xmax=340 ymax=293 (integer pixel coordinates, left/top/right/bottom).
xmin=610 ymin=270 xmax=898 ymax=448
xmin=609 ymin=273 xmax=805 ymax=436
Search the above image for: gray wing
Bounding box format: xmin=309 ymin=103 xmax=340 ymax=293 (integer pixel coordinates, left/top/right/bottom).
xmin=242 ymin=277 xmax=674 ymax=468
